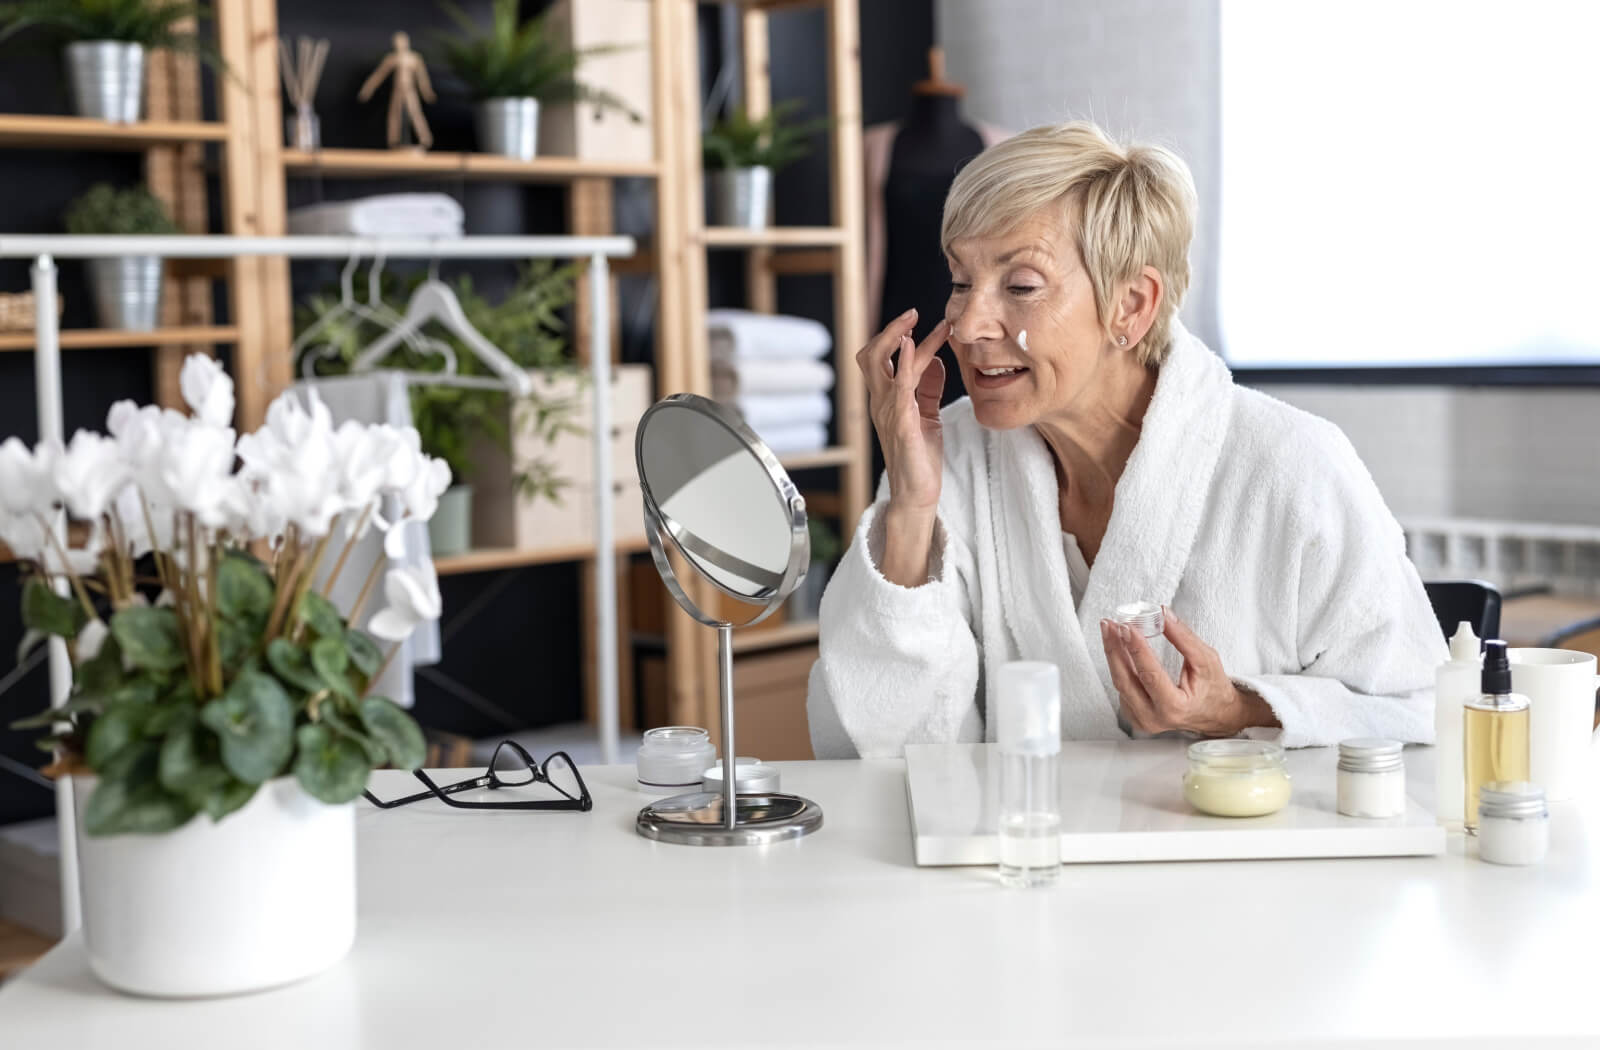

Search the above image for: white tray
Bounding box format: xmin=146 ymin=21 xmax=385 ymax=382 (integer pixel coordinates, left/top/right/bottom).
xmin=905 ymin=741 xmax=1445 ymax=865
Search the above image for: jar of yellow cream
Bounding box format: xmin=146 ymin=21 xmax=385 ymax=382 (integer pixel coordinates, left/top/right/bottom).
xmin=1182 ymin=739 xmax=1292 ymax=817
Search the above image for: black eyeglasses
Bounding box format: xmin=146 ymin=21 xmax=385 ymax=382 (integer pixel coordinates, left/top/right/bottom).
xmin=363 ymin=740 xmax=593 ymax=812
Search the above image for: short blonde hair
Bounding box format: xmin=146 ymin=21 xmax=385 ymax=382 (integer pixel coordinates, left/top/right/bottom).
xmin=941 ymin=121 xmax=1197 ymax=367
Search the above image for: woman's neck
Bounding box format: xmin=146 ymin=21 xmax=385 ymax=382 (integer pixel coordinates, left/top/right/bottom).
xmin=1035 ymin=352 xmax=1159 ymax=513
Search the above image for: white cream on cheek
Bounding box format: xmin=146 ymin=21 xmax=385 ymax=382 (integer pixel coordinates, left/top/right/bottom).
xmin=1017 ymin=329 xmax=1029 ymax=354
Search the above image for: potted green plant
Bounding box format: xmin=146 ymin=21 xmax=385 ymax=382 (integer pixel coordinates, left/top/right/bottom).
xmin=4 ymin=355 xmax=441 ymax=997
xmin=790 ymin=515 xmax=842 ymax=621
xmin=702 ymin=100 xmax=828 ymax=229
xmin=64 ymin=182 xmax=178 ymax=331
xmin=0 ymin=0 xmax=221 ymax=123
xmin=437 ymin=0 xmax=641 ymax=161
xmin=295 ymin=261 xmax=582 ymax=557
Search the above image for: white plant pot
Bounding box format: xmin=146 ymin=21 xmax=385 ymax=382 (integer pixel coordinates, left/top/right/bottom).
xmin=475 ymin=97 xmax=540 ymax=160
xmin=73 ymin=775 xmax=356 ymax=998
xmin=65 ymin=41 xmax=145 ymax=123
xmin=708 ymin=166 xmax=772 ymax=229
xmin=85 ymin=256 xmax=163 ymax=330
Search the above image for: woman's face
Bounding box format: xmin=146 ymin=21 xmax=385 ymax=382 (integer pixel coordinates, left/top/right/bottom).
xmin=944 ymin=207 xmax=1115 ymax=430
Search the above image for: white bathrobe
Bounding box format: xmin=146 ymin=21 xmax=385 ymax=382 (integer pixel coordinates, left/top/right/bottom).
xmin=807 ymin=324 xmax=1446 ymax=759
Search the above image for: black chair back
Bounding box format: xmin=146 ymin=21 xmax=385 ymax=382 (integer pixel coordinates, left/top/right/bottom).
xmin=1424 ymin=580 xmax=1502 ymax=644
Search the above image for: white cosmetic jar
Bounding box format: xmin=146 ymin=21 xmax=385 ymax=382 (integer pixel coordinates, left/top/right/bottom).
xmin=1477 ymin=781 xmax=1549 ymax=866
xmin=702 ymin=757 xmax=781 ymax=794
xmin=636 ymin=726 xmax=716 ymax=794
xmin=1336 ymin=738 xmax=1407 ymax=819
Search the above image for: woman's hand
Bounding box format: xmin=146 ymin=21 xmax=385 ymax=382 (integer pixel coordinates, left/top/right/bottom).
xmin=1099 ymin=607 xmax=1281 ymax=736
xmin=857 ymin=308 xmax=951 ymax=587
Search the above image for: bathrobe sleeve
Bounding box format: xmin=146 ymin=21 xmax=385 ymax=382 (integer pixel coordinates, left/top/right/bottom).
xmin=1230 ymin=429 xmax=1446 ymax=748
xmin=807 ymin=503 xmax=984 ymax=759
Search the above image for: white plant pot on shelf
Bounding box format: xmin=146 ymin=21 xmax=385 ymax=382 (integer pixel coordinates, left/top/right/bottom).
xmin=86 ymin=256 xmax=163 ymax=330
xmin=73 ymin=775 xmax=356 ymax=998
xmin=428 ymin=483 xmax=474 ymax=556
xmin=708 ymin=166 xmax=772 ymax=229
xmin=475 ymin=97 xmax=540 ymax=160
xmin=65 ymin=41 xmax=145 ymax=123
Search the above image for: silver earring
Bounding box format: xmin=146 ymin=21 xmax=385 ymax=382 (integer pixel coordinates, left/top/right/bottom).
xmin=1117 ymin=335 xmax=1128 ymax=347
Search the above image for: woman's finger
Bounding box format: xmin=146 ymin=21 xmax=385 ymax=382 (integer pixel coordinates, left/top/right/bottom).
xmin=861 ymin=308 xmax=918 ymax=380
xmin=1122 ymin=625 xmax=1186 ymax=721
xmin=915 ymin=355 xmax=946 ymax=419
xmin=1102 ymin=621 xmax=1157 ymax=732
xmin=1161 ymin=606 xmax=1220 ymax=674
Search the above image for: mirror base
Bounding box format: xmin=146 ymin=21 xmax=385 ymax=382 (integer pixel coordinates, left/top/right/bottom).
xmin=636 ymin=791 xmax=824 ymax=846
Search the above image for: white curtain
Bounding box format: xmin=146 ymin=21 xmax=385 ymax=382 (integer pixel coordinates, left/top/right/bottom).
xmin=1219 ymin=0 xmax=1600 ymax=367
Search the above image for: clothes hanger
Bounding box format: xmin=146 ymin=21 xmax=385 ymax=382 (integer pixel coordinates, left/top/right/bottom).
xmin=351 ymin=259 xmax=533 ymax=396
xmin=299 ymin=252 xmax=457 ymax=379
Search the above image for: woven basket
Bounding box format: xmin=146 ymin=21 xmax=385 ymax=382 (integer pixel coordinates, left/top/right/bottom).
xmin=0 ymin=291 xmax=64 ymax=332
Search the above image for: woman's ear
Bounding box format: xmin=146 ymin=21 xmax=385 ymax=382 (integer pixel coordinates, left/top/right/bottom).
xmin=1113 ymin=265 xmax=1164 ymax=349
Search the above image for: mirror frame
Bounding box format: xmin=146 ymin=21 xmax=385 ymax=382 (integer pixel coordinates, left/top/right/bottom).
xmin=635 ymin=394 xmax=809 ymax=629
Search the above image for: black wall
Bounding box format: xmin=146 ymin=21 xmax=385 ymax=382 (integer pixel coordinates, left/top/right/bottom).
xmin=0 ymin=0 xmax=933 ymax=824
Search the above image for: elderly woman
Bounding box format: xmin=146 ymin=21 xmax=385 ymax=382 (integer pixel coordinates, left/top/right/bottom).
xmin=808 ymin=121 xmax=1444 ymax=759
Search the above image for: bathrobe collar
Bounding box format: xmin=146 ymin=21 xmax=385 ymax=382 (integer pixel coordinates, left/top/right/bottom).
xmin=985 ymin=324 xmax=1236 ymax=733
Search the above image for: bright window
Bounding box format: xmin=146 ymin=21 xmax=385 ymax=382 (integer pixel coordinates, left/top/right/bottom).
xmin=1218 ymin=0 xmax=1600 ymax=368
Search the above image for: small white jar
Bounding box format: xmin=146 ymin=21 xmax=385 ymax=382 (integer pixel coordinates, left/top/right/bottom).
xmin=702 ymin=757 xmax=781 ymax=794
xmin=1477 ymin=781 xmax=1549 ymax=866
xmin=1336 ymin=738 xmax=1407 ymax=819
xmin=636 ymin=726 xmax=716 ymax=794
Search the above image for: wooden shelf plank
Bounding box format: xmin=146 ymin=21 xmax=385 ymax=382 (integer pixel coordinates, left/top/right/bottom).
xmin=283 ymin=148 xmax=659 ymax=182
xmin=0 ymin=918 xmax=56 ymax=981
xmin=0 ymin=114 xmax=227 ymax=149
xmin=700 ymin=226 xmax=847 ymax=248
xmin=731 ymin=619 xmax=819 ymax=654
xmin=435 ymin=537 xmax=651 ymax=576
xmin=779 ymin=446 xmax=855 ymax=470
xmin=0 ymin=326 xmax=239 ymax=352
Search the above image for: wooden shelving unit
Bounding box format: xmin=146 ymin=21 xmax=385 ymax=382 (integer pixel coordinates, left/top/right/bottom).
xmin=434 ymin=538 xmax=651 ymax=577
xmin=731 ymin=619 xmax=820 ymax=654
xmin=0 ymin=114 xmax=226 ymax=148
xmin=699 ymin=225 xmax=849 ymax=248
xmin=0 ymin=326 xmax=239 ymax=352
xmin=778 ymin=446 xmax=856 ymax=470
xmin=283 ymin=147 xmax=659 ymax=182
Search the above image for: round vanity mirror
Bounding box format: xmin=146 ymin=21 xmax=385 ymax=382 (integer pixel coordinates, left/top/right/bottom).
xmin=634 ymin=394 xmax=823 ymax=846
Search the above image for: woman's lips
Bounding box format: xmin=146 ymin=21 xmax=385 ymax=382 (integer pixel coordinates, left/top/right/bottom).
xmin=971 ymin=366 xmax=1029 ymax=390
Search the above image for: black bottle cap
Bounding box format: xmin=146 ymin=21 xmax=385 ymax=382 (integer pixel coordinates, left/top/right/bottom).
xmin=1481 ymin=639 xmax=1513 ymax=694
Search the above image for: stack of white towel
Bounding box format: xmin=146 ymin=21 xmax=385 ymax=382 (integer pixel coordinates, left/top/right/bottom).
xmin=708 ymin=309 xmax=835 ymax=455
xmin=287 ymin=192 xmax=464 ymax=237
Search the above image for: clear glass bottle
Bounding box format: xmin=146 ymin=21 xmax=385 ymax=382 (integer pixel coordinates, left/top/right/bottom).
xmin=1182 ymin=739 xmax=1292 ymax=817
xmin=635 ymin=726 xmax=717 ymax=795
xmin=1463 ymin=641 xmax=1531 ymax=834
xmin=996 ymin=661 xmax=1061 ymax=888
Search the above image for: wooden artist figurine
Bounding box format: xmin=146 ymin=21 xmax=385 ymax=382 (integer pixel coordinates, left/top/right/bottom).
xmin=357 ymin=31 xmax=436 ymax=150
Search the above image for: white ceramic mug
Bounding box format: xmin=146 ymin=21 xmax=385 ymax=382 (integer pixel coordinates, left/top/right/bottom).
xmin=1508 ymin=648 xmax=1600 ymax=801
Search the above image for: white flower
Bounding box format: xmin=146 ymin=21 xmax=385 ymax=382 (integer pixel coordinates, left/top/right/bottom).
xmin=219 ymin=475 xmax=285 ymax=544
xmin=3 ymin=513 xmax=102 ymax=575
xmin=113 ymin=484 xmax=171 ymax=558
xmin=159 ymin=419 xmax=238 ymax=529
xmin=333 ymin=421 xmax=390 ymax=509
xmin=367 ymin=561 xmax=443 ymax=642
xmin=55 ymin=430 xmax=129 ymax=521
xmin=0 ymin=436 xmax=57 ymax=516
xmin=178 ymin=354 xmax=235 ymax=428
xmin=107 ymin=401 xmax=191 ymax=508
xmin=76 ymin=618 xmax=109 ymax=663
xmin=401 ymin=456 xmax=453 ymax=523
xmin=0 ymin=508 xmax=45 ymax=562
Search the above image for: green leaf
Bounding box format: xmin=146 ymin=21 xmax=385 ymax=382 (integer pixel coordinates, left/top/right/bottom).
xmin=346 ymin=630 xmax=382 ymax=678
xmin=200 ymin=777 xmax=258 ymax=821
xmin=216 ymin=551 xmax=274 ymax=625
xmin=156 ymin=709 xmax=233 ymax=804
xmin=82 ymin=743 xmax=198 ymax=836
xmin=298 ymin=591 xmax=344 ymax=641
xmin=321 ymin=703 xmax=387 ymax=765
xmin=292 ymin=724 xmax=372 ymax=804
xmin=85 ymin=703 xmax=149 ymax=770
xmin=359 ymin=696 xmax=426 ymax=771
xmin=310 ymin=636 xmax=353 ymax=697
xmin=76 ymin=633 xmax=125 ymax=694
xmin=9 ymin=690 xmax=106 ymax=730
xmin=198 ymin=670 xmax=294 ymax=784
xmin=16 ymin=627 xmax=45 ymax=664
xmin=22 ymin=578 xmax=87 ymax=638
xmin=216 ymin=616 xmax=256 ymax=672
xmin=110 ymin=606 xmax=185 ymax=673
xmin=266 ymin=638 xmax=324 ymax=695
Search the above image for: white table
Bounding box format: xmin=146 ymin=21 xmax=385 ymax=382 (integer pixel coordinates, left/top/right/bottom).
xmin=3 ymin=753 xmax=1598 ymax=1049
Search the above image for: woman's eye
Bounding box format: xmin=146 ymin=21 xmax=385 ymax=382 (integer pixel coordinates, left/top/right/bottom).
xmin=1008 ymin=285 xmax=1042 ymax=296
xmin=950 ymin=282 xmax=971 ymax=293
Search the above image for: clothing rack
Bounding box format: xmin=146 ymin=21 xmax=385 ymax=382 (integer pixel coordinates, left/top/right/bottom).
xmin=0 ymin=233 xmax=636 ymax=933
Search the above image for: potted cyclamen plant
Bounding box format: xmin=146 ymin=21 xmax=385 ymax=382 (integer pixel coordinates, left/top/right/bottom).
xmin=4 ymin=355 xmax=448 ymax=998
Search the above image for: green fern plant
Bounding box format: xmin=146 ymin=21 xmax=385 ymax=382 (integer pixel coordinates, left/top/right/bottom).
xmin=702 ymin=100 xmax=829 ymax=173
xmin=64 ymin=183 xmax=179 ymax=235
xmin=0 ymin=0 xmax=226 ymax=73
xmin=436 ymin=0 xmax=641 ymax=121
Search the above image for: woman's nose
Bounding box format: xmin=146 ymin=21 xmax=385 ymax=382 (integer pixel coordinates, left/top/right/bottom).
xmin=946 ymin=292 xmax=1004 ymax=345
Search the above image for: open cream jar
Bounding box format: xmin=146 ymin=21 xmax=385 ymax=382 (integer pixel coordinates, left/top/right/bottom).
xmin=1182 ymin=739 xmax=1292 ymax=817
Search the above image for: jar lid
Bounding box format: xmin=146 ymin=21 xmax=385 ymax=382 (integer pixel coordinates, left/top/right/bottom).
xmin=639 ymin=726 xmax=711 ymax=754
xmin=1113 ymin=601 xmax=1164 ymax=637
xmin=702 ymin=757 xmax=780 ymax=794
xmin=1186 ymin=738 xmax=1286 ymax=774
xmin=1479 ymin=781 xmax=1547 ymax=819
xmin=1337 ymin=738 xmax=1404 ymax=773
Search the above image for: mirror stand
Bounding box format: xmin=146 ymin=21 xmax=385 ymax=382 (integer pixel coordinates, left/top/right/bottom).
xmin=634 ymin=504 xmax=824 ymax=847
